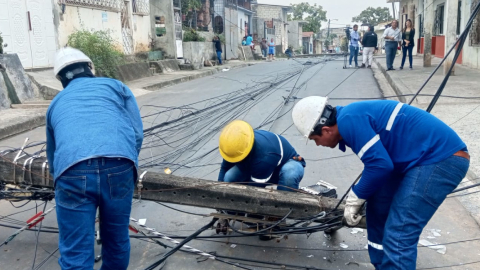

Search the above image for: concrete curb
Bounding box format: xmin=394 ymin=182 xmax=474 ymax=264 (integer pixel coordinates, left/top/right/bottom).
xmin=0 ymin=112 xmax=45 ymax=141
xmin=372 ymin=58 xmax=414 ymax=104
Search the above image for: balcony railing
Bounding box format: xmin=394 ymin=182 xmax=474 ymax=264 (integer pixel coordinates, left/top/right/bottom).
xmin=63 ymin=0 xmax=122 ymax=12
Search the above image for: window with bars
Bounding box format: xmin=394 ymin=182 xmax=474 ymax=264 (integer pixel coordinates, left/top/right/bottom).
xmin=470 ymin=0 xmax=480 ymax=46
xmin=434 ymin=4 xmax=445 ymax=35
xmin=132 ymin=0 xmax=149 ymax=15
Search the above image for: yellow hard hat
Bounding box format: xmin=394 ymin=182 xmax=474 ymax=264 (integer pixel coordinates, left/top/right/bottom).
xmin=219 ymin=120 xmax=255 ymax=163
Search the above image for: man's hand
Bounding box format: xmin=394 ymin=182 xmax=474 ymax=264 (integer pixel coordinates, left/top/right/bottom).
xmin=344 ymin=189 xmax=365 ymax=226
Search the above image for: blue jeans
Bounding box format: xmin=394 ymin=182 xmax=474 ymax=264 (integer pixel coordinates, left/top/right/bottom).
xmin=385 ymin=42 xmax=398 ymax=69
xmin=366 ymin=155 xmax=469 ymax=269
xmin=286 ymin=52 xmax=292 ymax=59
xmin=349 ymin=45 xmax=359 ymax=66
xmin=221 ymin=159 xmax=304 ymax=191
xmin=262 ymin=49 xmax=267 ymax=57
xmin=401 ymin=45 xmax=413 ymax=68
xmin=216 ymin=51 xmax=222 ymax=64
xmin=55 ymin=158 xmax=136 ymax=270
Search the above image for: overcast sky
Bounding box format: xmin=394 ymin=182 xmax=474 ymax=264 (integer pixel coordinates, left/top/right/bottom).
xmin=258 ymin=0 xmax=397 ymax=29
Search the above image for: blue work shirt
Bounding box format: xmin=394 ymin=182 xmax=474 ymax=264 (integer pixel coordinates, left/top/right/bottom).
xmin=246 ymin=36 xmax=253 ymax=46
xmin=46 ymin=77 xmax=143 ymax=180
xmin=336 ymin=100 xmax=466 ymax=199
xmin=218 ymin=130 xmax=304 ymax=182
xmin=350 ymin=31 xmax=360 ymax=47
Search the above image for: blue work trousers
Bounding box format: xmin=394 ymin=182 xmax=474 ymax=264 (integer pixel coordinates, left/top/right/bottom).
xmin=55 ymin=158 xmax=136 ymax=270
xmin=385 ymin=42 xmax=398 ymax=69
xmin=349 ymin=45 xmax=359 ymax=66
xmin=216 ymin=51 xmax=222 ymax=64
xmin=366 ymin=155 xmax=469 ymax=269
xmin=221 ymin=159 xmax=304 ymax=191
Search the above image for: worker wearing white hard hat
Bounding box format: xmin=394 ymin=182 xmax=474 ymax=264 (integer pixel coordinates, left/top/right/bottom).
xmin=218 ymin=120 xmax=306 ymax=191
xmin=47 ymin=47 xmax=143 ymax=270
xmin=292 ymin=97 xmax=469 ymax=269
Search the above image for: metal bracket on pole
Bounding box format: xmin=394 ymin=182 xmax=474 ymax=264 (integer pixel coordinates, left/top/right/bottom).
xmin=12 ymin=138 xmax=29 ymax=185
xmin=41 ymin=160 xmax=49 ymax=187
xmin=137 ymin=171 xmax=147 ymax=202
xmin=22 ymin=157 xmax=34 ymax=185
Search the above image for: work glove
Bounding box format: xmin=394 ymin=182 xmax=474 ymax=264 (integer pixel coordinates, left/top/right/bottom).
xmin=344 ymin=189 xmax=365 ymax=226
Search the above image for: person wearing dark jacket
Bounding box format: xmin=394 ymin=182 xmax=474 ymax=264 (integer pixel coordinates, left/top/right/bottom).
xmin=400 ymin=19 xmax=415 ymax=70
xmin=213 ymin=36 xmax=223 ymax=65
xmin=361 ymin=25 xmax=378 ymax=68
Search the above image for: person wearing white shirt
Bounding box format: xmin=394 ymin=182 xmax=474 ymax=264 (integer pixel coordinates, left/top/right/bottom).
xmin=382 ymin=20 xmax=402 ymax=71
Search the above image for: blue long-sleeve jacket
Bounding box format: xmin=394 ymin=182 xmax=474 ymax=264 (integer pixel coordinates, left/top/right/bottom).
xmin=46 ymin=77 xmax=143 ymax=180
xmin=336 ymin=101 xmax=466 ymax=199
xmin=218 ymin=130 xmax=305 ymax=182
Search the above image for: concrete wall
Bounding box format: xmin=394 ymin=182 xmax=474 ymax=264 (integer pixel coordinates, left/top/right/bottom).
xmin=132 ymin=14 xmax=151 ymax=52
xmin=151 ymin=0 xmax=177 ymax=59
xmin=182 ymin=42 xmax=216 ymax=69
xmin=56 ymin=6 xmax=124 ymax=51
xmin=225 ymin=7 xmax=240 ymax=59
xmin=288 ymin=21 xmax=303 ymax=50
xmin=256 ymin=5 xmax=288 ymax=52
xmin=462 ymin=0 xmax=480 ymax=68
xmin=0 ymin=54 xmax=38 ymax=110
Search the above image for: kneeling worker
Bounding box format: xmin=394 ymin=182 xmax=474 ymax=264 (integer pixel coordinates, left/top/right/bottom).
xmin=292 ymin=97 xmax=469 ymax=269
xmin=218 ymin=120 xmax=305 ymax=191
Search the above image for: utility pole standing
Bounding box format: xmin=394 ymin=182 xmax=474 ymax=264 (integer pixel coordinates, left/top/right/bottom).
xmin=444 ymin=0 xmax=459 ymax=75
xmin=424 ymin=0 xmax=435 ymax=67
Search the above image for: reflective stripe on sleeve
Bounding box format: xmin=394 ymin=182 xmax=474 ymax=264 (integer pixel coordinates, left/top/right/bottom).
xmin=386 ymin=103 xmax=404 ymax=131
xmin=358 ymin=134 xmax=380 ymax=159
xmin=368 ymin=241 xmax=384 ymax=250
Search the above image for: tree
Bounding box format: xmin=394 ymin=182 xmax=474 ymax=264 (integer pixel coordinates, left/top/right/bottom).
xmin=290 ymin=2 xmax=327 ymax=33
xmin=352 ymin=6 xmax=393 ymax=25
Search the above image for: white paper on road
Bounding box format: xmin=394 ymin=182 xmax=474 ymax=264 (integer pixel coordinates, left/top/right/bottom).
xmin=138 ymin=219 xmax=147 ymax=225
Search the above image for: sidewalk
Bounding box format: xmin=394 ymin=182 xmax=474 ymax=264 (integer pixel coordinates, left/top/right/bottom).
xmin=374 ymin=55 xmax=480 ymax=225
xmin=0 ymin=60 xmax=257 ymax=141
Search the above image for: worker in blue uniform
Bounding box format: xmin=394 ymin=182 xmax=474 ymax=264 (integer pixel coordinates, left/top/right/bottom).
xmin=218 ymin=120 xmax=305 ymax=191
xmin=47 ymin=47 xmax=143 ymax=270
xmin=292 ymin=97 xmax=469 ymax=269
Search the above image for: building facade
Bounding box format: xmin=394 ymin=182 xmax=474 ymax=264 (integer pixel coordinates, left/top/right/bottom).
xmin=389 ymin=0 xmax=480 ymax=69
xmin=0 ymin=0 xmax=151 ymax=69
xmin=253 ymin=3 xmax=292 ymax=54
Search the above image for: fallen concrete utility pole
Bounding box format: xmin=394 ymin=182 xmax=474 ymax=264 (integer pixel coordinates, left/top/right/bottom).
xmin=0 ymin=152 xmax=365 ymax=227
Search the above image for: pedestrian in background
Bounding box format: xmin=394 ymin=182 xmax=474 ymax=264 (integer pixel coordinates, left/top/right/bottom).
xmin=268 ymin=38 xmax=276 ymax=61
xmin=383 ymin=20 xmax=402 ymax=71
xmin=400 ymin=19 xmax=415 ymax=70
xmin=361 ymin=25 xmax=378 ymax=68
xmin=47 ymin=47 xmax=143 ymax=270
xmin=285 ymin=46 xmax=293 ymax=59
xmin=261 ymin=38 xmax=268 ymax=57
xmin=213 ymin=36 xmax=223 ymax=65
xmin=349 ymin=24 xmax=361 ymax=68
xmin=242 ymin=37 xmax=247 ymax=46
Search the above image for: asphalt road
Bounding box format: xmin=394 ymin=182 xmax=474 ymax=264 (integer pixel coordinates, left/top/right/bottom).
xmin=1 ymin=58 xmax=480 ymax=270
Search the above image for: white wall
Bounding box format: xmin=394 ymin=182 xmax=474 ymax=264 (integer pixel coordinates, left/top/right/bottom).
xmin=57 ymin=5 xmax=150 ymax=54
xmin=238 ymin=10 xmax=249 ymax=42
xmin=132 ymin=14 xmax=151 ymax=52
xmin=462 ymin=0 xmax=480 ymax=68
xmin=57 ymin=6 xmax=123 ymax=51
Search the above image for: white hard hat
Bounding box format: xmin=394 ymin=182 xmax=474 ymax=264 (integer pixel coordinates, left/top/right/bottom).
xmin=54 ymin=47 xmax=93 ymax=77
xmin=292 ymin=96 xmax=329 ymax=141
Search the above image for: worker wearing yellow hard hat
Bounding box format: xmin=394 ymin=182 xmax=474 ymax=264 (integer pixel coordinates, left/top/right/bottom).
xmin=218 ymin=120 xmax=306 ymax=191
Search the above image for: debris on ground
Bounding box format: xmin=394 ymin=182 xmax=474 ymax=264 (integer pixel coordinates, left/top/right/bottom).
xmin=339 ymin=243 xmax=349 ymax=249
xmin=419 ymin=239 xmax=447 ymax=255
xmin=350 ymin=228 xmax=364 ymax=234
